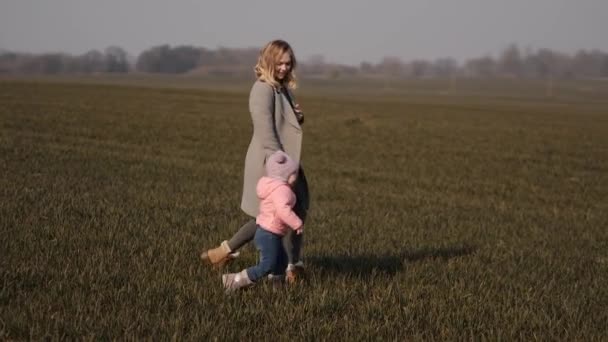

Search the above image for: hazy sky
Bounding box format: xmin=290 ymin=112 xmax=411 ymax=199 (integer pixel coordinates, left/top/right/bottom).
xmin=1 ymin=0 xmax=607 ymax=65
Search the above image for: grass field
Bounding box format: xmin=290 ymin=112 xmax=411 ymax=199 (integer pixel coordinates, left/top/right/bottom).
xmin=1 ymin=77 xmax=608 ymax=340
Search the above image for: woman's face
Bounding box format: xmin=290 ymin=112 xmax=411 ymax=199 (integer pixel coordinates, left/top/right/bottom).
xmin=275 ymin=52 xmax=292 ymax=81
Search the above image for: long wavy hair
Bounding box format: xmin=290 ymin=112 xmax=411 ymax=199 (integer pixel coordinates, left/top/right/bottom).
xmin=254 ymin=39 xmax=297 ymax=89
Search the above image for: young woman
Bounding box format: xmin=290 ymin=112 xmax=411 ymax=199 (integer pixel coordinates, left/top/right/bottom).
xmin=201 ymin=39 xmax=309 ymax=283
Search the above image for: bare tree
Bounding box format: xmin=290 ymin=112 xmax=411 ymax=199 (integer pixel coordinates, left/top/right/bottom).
xmin=105 ymin=46 xmax=129 ymax=72
xmin=499 ymin=44 xmax=523 ymax=77
xmin=377 ymin=56 xmax=404 ymax=76
xmin=465 ymin=56 xmax=497 ymax=77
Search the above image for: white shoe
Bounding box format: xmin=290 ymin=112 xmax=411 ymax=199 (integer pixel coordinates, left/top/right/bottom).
xmin=286 ymin=261 xmax=305 ymax=284
xmin=222 ymin=270 xmax=253 ymax=292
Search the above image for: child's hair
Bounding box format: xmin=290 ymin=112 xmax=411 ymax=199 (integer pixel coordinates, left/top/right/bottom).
xmin=265 ymin=151 xmax=299 ymax=181
xmin=254 ymin=39 xmax=297 ymax=89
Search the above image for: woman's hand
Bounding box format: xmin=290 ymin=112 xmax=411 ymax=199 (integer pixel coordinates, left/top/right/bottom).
xmin=294 ymin=103 xmax=304 ymax=125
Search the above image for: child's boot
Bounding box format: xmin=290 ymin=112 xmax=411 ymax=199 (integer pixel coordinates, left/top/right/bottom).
xmin=222 ymin=270 xmax=253 ymax=292
xmin=286 ymin=261 xmax=305 ymax=285
xmin=200 ymin=241 xmax=238 ymax=268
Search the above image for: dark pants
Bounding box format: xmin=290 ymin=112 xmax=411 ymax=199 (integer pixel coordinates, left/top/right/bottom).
xmin=245 ymin=226 xmax=288 ymax=282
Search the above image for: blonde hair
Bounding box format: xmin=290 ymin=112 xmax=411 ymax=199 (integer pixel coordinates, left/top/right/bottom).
xmin=254 ymin=40 xmax=297 ymax=89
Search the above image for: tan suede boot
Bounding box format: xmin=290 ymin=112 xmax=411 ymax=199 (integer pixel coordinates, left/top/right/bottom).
xmin=200 ymin=241 xmax=233 ymax=268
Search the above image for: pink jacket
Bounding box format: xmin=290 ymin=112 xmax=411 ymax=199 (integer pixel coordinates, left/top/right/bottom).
xmin=255 ymin=177 xmax=303 ymax=236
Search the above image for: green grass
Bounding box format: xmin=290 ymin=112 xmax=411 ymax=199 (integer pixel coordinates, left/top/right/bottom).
xmin=1 ymin=77 xmax=607 ymax=340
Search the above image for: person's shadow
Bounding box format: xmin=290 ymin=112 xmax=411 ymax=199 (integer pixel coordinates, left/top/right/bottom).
xmin=307 ymin=244 xmax=476 ymax=277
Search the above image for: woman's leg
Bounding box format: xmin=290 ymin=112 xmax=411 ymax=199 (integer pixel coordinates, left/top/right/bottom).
xmin=227 ymin=218 xmax=256 ymax=252
xmin=284 ymin=186 xmax=306 ymax=282
xmin=200 ymin=218 xmax=255 ymax=266
xmin=282 ymin=229 xmax=303 ymax=265
xmin=286 ymin=169 xmax=308 ymax=265
xmin=272 ymin=241 xmax=289 ymax=276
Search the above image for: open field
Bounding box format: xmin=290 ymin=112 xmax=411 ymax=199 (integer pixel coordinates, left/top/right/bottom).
xmin=1 ymin=77 xmax=608 ymax=339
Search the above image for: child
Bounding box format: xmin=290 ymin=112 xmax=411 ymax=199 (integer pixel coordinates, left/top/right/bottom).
xmin=222 ymin=151 xmax=304 ymax=291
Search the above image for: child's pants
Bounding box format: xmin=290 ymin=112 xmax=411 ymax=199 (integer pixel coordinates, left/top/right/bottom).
xmin=246 ymin=226 xmax=288 ymax=282
xmin=229 ymin=220 xmax=302 ymax=265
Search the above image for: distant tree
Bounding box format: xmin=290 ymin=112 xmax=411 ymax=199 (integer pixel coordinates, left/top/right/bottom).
xmin=0 ymin=52 xmax=18 ymax=73
xmin=359 ymin=61 xmax=374 ymax=74
xmin=433 ymin=58 xmax=458 ymax=77
xmin=215 ymin=47 xmax=239 ymax=65
xmin=221 ymin=47 xmax=258 ymax=66
xmin=81 ymin=50 xmax=107 ymax=73
xmin=198 ymin=47 xmax=219 ymax=66
xmin=171 ymin=45 xmax=201 ymax=72
xmin=104 ymin=46 xmax=129 ymax=72
xmin=407 ymin=59 xmax=433 ymax=78
xmin=136 ymin=45 xmax=165 ymax=72
xmin=377 ymin=56 xmax=404 ymax=76
xmin=534 ymin=48 xmax=571 ymax=78
xmin=138 ymin=45 xmax=166 ymax=72
xmin=572 ymin=49 xmax=607 ymax=78
xmin=602 ymin=54 xmax=608 ymax=77
xmin=62 ymin=55 xmax=83 ymax=73
xmin=2 ymin=44 xmax=607 ymax=79
xmin=136 ymin=45 xmax=200 ymax=73
xmin=34 ymin=54 xmax=64 ymax=74
xmin=499 ymin=44 xmax=523 ymax=77
xmin=465 ymin=56 xmax=497 ymax=77
xmin=304 ymin=54 xmax=326 ymax=74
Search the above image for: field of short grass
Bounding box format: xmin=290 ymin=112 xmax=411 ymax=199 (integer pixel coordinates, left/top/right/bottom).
xmin=1 ymin=77 xmax=607 ymax=339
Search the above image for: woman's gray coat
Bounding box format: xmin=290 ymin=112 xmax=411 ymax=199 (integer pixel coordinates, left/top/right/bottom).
xmin=240 ymin=80 xmax=309 ymax=220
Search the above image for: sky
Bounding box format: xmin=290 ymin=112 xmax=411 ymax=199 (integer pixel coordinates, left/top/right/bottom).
xmin=1 ymin=0 xmax=607 ymax=65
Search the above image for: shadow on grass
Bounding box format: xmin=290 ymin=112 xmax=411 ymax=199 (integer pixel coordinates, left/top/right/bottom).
xmin=307 ymin=244 xmax=476 ymax=277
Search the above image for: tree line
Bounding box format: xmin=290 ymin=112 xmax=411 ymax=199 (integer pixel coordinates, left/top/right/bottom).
xmin=1 ymin=43 xmax=607 ymax=79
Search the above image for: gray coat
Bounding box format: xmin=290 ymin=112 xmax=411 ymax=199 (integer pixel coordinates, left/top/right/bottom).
xmin=240 ymin=80 xmax=309 ymax=220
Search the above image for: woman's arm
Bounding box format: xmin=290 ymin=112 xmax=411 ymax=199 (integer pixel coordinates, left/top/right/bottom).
xmin=249 ymin=81 xmax=282 ymax=158
xmin=286 ymin=90 xmax=304 ymax=125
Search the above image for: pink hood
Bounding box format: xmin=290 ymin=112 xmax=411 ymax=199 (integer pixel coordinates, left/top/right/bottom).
xmin=256 ymin=177 xmax=286 ymax=200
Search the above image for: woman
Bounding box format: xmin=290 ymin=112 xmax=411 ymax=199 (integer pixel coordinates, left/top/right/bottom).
xmin=201 ymin=39 xmax=309 ymax=283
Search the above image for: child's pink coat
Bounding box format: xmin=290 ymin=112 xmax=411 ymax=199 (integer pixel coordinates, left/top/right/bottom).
xmin=255 ymin=176 xmax=303 ymax=236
